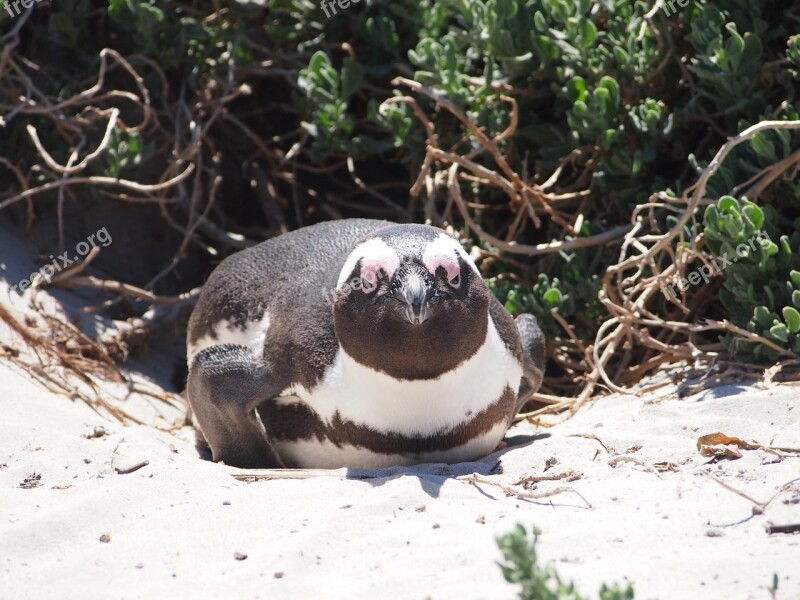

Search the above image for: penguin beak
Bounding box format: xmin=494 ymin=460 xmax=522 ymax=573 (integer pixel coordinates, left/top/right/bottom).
xmin=394 ymin=269 xmax=432 ymax=325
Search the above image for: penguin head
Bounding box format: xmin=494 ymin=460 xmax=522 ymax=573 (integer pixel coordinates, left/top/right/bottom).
xmin=332 ymin=224 xmax=490 ymax=379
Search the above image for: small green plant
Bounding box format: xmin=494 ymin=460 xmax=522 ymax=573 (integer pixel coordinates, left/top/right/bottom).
xmin=298 ymin=51 xmax=364 ymax=162
xmin=497 ymin=524 xmax=634 ymax=600
xmin=488 ymin=226 xmax=606 ymax=342
xmin=101 ymin=129 xmax=146 ymax=179
xmin=767 ymin=572 xmax=779 ymax=599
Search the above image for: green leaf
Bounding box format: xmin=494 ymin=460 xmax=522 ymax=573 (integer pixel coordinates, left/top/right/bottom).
xmin=763 ymin=240 xmax=779 ymax=257
xmin=741 ymin=203 xmax=764 ymax=230
xmin=753 ymin=306 xmax=774 ymax=328
xmin=341 ymin=58 xmax=364 ymax=100
xmin=704 ymin=205 xmax=720 ymax=226
xmin=533 ymin=11 xmax=548 ymax=32
xmin=769 ymin=323 xmax=789 ymax=343
xmin=543 ymin=288 xmax=562 ymax=308
xmin=783 ymin=307 xmax=800 ymax=334
xmin=598 ymin=76 xmax=620 ymax=107
xmin=581 ymin=19 xmax=597 ymax=48
xmin=751 ymin=133 xmax=776 ymax=163
xmin=741 ymin=32 xmax=763 ymax=66
xmin=717 ymin=196 xmax=740 ymax=214
xmin=108 ymin=0 xmax=125 ymax=17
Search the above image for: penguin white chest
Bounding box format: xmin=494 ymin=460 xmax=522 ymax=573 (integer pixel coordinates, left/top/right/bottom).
xmin=273 ymin=317 xmax=523 ymax=468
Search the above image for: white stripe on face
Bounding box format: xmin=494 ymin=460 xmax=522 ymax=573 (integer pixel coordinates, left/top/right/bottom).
xmin=336 ymin=237 xmax=400 ymax=292
xmin=422 ymin=233 xmax=480 ymax=286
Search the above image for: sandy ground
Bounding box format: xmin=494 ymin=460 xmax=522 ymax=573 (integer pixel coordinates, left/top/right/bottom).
xmin=1 ymin=225 xmax=799 ymax=600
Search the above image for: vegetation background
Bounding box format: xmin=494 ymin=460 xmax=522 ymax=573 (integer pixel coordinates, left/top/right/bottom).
xmin=1 ymin=0 xmax=800 ymax=409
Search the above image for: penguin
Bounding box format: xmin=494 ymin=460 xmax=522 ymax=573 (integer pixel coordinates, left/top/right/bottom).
xmin=186 ymin=219 xmax=545 ymax=469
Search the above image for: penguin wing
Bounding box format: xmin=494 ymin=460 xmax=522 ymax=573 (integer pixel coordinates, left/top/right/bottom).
xmin=488 ymin=298 xmax=545 ymax=413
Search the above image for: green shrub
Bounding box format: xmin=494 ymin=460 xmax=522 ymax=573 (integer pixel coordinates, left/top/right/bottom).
xmin=703 ymin=196 xmax=800 ymax=359
xmin=282 ymin=0 xmax=800 ymax=363
xmin=3 ymin=0 xmax=800 ymax=381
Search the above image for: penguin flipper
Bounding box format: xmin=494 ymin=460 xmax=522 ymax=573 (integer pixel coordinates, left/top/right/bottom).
xmin=187 ymin=345 xmax=285 ymax=468
xmin=515 ymin=313 xmax=545 ymax=410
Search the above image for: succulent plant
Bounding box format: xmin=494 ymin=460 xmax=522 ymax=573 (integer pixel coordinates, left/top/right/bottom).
xmin=703 ymin=196 xmax=800 ymax=359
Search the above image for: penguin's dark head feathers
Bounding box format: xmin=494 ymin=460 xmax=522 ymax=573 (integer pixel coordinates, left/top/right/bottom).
xmin=331 ymin=224 xmax=490 ymax=380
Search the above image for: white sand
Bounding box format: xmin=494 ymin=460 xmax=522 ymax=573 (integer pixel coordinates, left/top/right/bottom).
xmin=1 ymin=226 xmax=799 ymax=600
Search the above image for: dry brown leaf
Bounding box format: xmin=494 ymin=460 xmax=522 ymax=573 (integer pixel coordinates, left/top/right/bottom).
xmin=696 ymin=432 xmax=776 ymax=460
xmin=697 ymin=432 xmax=759 ymax=451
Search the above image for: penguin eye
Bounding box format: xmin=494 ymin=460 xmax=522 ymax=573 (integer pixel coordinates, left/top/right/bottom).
xmin=449 ymin=274 xmax=460 ymax=288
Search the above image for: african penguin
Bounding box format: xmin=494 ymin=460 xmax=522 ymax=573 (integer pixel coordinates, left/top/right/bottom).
xmin=186 ymin=219 xmax=545 ymax=469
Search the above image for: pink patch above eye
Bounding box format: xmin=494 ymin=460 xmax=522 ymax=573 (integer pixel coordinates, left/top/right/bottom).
xmin=359 ymin=258 xmax=399 ymax=292
xmin=423 ymin=255 xmax=461 ymax=287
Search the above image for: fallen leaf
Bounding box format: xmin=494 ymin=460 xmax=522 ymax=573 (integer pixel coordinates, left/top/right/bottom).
xmin=696 ymin=432 xmax=759 ymax=452
xmin=696 ymin=432 xmax=768 ymax=459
